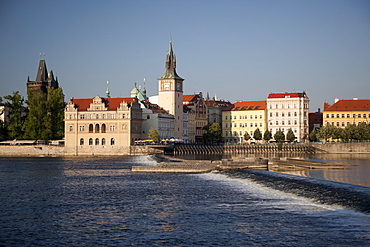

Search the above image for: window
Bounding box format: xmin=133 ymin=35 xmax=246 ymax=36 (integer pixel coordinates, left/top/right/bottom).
xmin=122 ymin=114 xmax=126 ymax=119
xmin=89 ymin=138 xmax=93 ymax=145
xmin=276 ymin=121 xmax=278 ymax=125
xmin=89 ymin=124 xmax=93 ymax=133
xmin=276 ymin=104 xmax=278 ymax=109
xmin=234 ymin=123 xmax=237 ymax=127
xmin=282 ymin=104 xmax=284 ymax=109
xmin=80 ymin=114 xmax=85 ymax=119
xmin=110 ymin=125 xmax=116 ymax=131
xmin=225 ymin=116 xmax=228 ymax=120
xmin=282 ymin=121 xmax=285 ymax=125
xmin=282 ymin=113 xmax=285 ymax=117
xmin=95 ymin=138 xmax=99 ymax=145
xmin=326 ymin=114 xmax=329 ymax=118
xmin=353 ymin=114 xmax=356 ymax=118
xmin=102 ymin=138 xmax=106 ymax=145
xmin=294 ymin=112 xmax=297 ymax=117
xmin=336 ymin=122 xmax=339 ymax=126
xmin=245 ymin=115 xmax=248 ymax=119
xmin=342 ymin=122 xmax=345 ymax=126
xmin=255 ymin=115 xmax=257 ymax=119
xmin=342 ymin=114 xmax=345 ymax=118
xmin=239 ymin=123 xmax=243 ymax=127
xmin=336 ymin=114 xmax=339 ymax=118
xmin=331 ymin=114 xmax=334 ymax=118
xmin=95 ymin=124 xmax=100 ymax=133
xmin=288 ymin=112 xmax=291 ymax=117
xmin=270 ymin=113 xmax=272 ymax=117
xmin=260 ymin=115 xmax=262 ymax=119
xmin=110 ymin=138 xmax=115 ymax=145
xmin=254 ymin=123 xmax=257 ymax=127
xmin=101 ymin=124 xmax=106 ymax=133
xmin=250 ymin=123 xmax=253 ymax=127
xmin=260 ymin=123 xmax=262 ymax=127
xmin=102 ymin=114 xmax=105 ymax=119
xmin=225 ymin=123 xmax=228 ymax=128
xmin=79 ymin=126 xmax=84 ymax=131
xmin=270 ymin=121 xmax=272 ymax=125
xmin=358 ymin=114 xmax=361 ymax=118
xmin=239 ymin=115 xmax=242 ymax=119
xmin=288 ymin=120 xmax=291 ymax=125
xmin=96 ymin=114 xmax=99 ymax=119
xmin=294 ymin=120 xmax=297 ymax=125
xmin=234 ymin=116 xmax=236 ymax=119
xmin=276 ymin=112 xmax=278 ymax=117
xmin=69 ymin=125 xmax=73 ymax=131
xmin=80 ymin=138 xmax=84 ymax=145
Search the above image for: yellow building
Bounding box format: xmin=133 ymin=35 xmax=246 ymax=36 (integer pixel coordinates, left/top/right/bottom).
xmin=323 ymin=99 xmax=370 ymax=127
xmin=64 ymin=96 xmax=142 ymax=155
xmin=222 ymin=101 xmax=267 ymax=143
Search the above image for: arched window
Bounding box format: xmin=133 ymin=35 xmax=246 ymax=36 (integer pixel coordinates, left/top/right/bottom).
xmin=95 ymin=124 xmax=100 ymax=133
xmin=101 ymin=124 xmax=106 ymax=133
xmin=102 ymin=138 xmax=106 ymax=145
xmin=111 ymin=138 xmax=115 ymax=145
xmin=80 ymin=138 xmax=84 ymax=145
xmin=89 ymin=124 xmax=93 ymax=133
xmin=95 ymin=138 xmax=99 ymax=145
xmin=89 ymin=138 xmax=93 ymax=145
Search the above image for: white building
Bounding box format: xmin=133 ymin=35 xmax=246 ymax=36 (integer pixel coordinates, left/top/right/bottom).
xmin=267 ymin=92 xmax=309 ymax=142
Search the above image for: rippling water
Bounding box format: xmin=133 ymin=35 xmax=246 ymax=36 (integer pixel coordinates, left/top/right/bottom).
xmin=0 ymin=156 xmax=369 ymax=246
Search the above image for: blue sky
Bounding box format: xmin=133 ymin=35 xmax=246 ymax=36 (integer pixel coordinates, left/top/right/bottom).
xmin=0 ymin=0 xmax=369 ymax=111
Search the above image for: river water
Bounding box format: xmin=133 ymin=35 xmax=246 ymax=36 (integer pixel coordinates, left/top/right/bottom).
xmin=0 ymin=155 xmax=369 ymax=246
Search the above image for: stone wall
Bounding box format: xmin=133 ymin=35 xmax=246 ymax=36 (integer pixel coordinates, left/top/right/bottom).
xmin=310 ymin=142 xmax=370 ymax=153
xmin=0 ymin=145 xmax=162 ymax=157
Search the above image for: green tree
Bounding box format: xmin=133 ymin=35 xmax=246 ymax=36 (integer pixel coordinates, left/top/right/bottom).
xmin=4 ymin=91 xmax=26 ymax=139
xmin=23 ymin=87 xmax=65 ymax=141
xmin=203 ymin=123 xmax=222 ymax=143
xmin=309 ymin=128 xmax=318 ymax=142
xmin=148 ymin=128 xmax=159 ymax=142
xmin=263 ymin=129 xmax=272 ymax=142
xmin=317 ymin=124 xmax=336 ymax=142
xmin=243 ymin=132 xmax=251 ymax=141
xmin=354 ymin=122 xmax=370 ymax=140
xmin=274 ymin=129 xmax=285 ymax=142
xmin=253 ymin=128 xmax=262 ymax=141
xmin=286 ymin=128 xmax=296 ymax=142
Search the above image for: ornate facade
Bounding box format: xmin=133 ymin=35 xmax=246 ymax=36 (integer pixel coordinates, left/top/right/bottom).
xmin=64 ymin=96 xmax=142 ymax=155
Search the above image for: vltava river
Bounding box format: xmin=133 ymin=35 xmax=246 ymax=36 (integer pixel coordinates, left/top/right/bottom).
xmin=0 ymin=155 xmax=369 ymax=246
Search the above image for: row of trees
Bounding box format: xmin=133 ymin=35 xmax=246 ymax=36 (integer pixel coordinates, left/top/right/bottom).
xmin=0 ymin=88 xmax=65 ymax=142
xmin=310 ymin=123 xmax=370 ymax=142
xmin=201 ymin=123 xmax=297 ymax=143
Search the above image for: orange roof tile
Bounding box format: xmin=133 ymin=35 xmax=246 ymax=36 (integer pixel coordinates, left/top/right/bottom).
xmin=183 ymin=94 xmax=198 ymax=102
xmin=224 ymin=101 xmax=266 ymax=111
xmin=71 ymin=97 xmax=134 ymax=111
xmin=324 ymin=99 xmax=370 ymax=111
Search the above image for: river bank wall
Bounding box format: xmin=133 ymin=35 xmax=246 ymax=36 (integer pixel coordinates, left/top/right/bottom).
xmin=0 ymin=142 xmax=368 ymax=157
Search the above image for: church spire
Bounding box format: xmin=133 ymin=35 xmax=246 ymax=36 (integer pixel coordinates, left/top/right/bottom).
xmin=36 ymin=59 xmax=48 ymax=82
xmin=159 ymin=39 xmax=182 ymax=79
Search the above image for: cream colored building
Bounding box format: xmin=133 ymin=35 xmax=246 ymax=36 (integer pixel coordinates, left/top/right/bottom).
xmin=64 ymin=96 xmax=142 ymax=155
xmin=222 ymin=101 xmax=267 ymax=143
xmin=323 ymin=98 xmax=370 ymax=127
xmin=267 ymin=92 xmax=309 ymax=142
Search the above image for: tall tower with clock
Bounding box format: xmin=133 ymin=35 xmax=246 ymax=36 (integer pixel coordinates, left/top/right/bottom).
xmin=158 ymin=40 xmax=184 ymax=139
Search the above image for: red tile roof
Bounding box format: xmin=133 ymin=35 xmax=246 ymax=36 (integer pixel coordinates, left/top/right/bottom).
xmin=324 ymin=99 xmax=370 ymax=111
xmin=224 ymin=101 xmax=266 ymax=111
xmin=205 ymin=99 xmax=232 ymax=107
xmin=71 ymin=97 xmax=134 ymax=111
xmin=268 ymin=92 xmax=306 ymax=99
xmin=183 ymin=94 xmax=198 ymax=102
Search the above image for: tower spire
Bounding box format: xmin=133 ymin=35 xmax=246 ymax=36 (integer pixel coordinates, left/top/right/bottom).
xmin=106 ymin=81 xmax=110 ymax=98
xmin=159 ymin=38 xmax=182 ymax=79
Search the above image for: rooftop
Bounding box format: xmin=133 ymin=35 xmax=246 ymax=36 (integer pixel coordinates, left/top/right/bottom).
xmin=324 ymin=99 xmax=370 ymax=111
